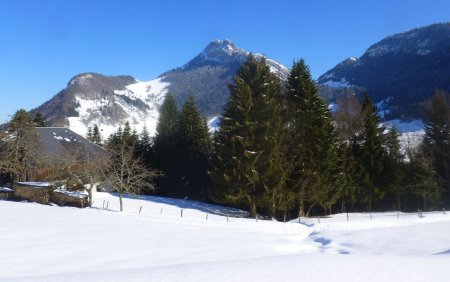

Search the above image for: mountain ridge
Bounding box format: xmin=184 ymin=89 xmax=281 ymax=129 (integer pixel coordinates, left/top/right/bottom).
xmin=317 ymin=22 xmax=450 ymax=119
xmin=29 ymin=39 xmax=289 ymax=138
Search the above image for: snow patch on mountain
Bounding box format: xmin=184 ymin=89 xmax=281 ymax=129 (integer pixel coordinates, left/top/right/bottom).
xmin=208 ymin=116 xmax=220 ymax=132
xmin=68 ymin=78 xmax=170 ymax=139
xmin=383 ymin=119 xmax=425 ymax=151
xmin=264 ymin=58 xmax=289 ymax=80
xmin=321 ymin=78 xmax=353 ymax=88
xmin=115 ymin=78 xmax=169 ymax=104
xmin=375 ymin=97 xmax=393 ymax=119
xmin=69 ymin=74 xmax=94 ymax=85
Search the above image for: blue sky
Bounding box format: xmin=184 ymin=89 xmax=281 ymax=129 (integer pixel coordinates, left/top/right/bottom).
xmin=0 ymin=0 xmax=449 ymax=123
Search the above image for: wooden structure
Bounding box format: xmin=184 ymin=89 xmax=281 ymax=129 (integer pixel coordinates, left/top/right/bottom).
xmin=51 ymin=189 xmax=89 ymax=208
xmin=0 ymin=187 xmax=14 ymax=200
xmin=14 ymin=182 xmax=89 ymax=208
xmin=14 ymin=182 xmax=54 ymax=204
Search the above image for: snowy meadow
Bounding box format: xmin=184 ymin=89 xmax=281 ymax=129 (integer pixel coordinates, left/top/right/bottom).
xmin=1 ymin=192 xmax=450 ymax=282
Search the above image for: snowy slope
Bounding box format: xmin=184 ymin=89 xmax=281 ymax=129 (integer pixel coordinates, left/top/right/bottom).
xmin=1 ymin=193 xmax=450 ymax=281
xmin=67 ymin=78 xmax=169 ymax=138
xmin=383 ymin=119 xmax=425 ymax=150
xmin=29 ymin=39 xmax=289 ymax=139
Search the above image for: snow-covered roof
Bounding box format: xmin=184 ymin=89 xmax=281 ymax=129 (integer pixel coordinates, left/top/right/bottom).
xmin=16 ymin=182 xmax=54 ymax=189
xmin=0 ymin=187 xmax=14 ymax=192
xmin=54 ymin=189 xmax=88 ymax=199
xmin=35 ymin=127 xmax=104 ymax=162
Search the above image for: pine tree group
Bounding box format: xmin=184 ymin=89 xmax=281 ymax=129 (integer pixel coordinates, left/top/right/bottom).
xmin=153 ymin=94 xmax=211 ymax=199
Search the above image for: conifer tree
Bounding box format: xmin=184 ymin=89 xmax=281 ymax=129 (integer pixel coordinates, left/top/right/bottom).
xmin=383 ymin=128 xmax=405 ymax=210
xmin=422 ymin=90 xmax=450 ymax=204
xmin=153 ymin=94 xmax=180 ymax=196
xmin=33 ymin=112 xmax=46 ymax=127
xmin=283 ymin=59 xmax=338 ymax=217
xmin=0 ymin=109 xmax=41 ymax=183
xmin=333 ymin=94 xmax=363 ymax=212
xmin=138 ymin=125 xmax=153 ymax=166
xmin=405 ymin=147 xmax=442 ymax=210
xmin=354 ymin=95 xmax=386 ymax=212
xmin=91 ymin=124 xmax=102 ymax=145
xmin=210 ymin=54 xmax=284 ymax=217
xmin=177 ymin=95 xmax=210 ymax=200
xmin=87 ymin=126 xmax=93 ymax=141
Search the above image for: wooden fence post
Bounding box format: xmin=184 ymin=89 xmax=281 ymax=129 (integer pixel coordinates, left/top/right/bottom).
xmin=106 ymin=201 xmax=109 ymax=210
xmin=102 ymin=200 xmax=105 ymax=209
xmin=181 ymin=209 xmax=183 ymax=218
xmin=139 ymin=206 xmax=142 ymax=214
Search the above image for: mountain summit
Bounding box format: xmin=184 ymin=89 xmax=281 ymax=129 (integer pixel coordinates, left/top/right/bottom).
xmin=182 ymin=39 xmax=247 ymax=69
xmin=31 ymin=40 xmax=288 ymax=138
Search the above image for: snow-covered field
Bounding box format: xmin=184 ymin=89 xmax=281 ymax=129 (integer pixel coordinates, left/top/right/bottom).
xmin=1 ymin=192 xmax=450 ymax=281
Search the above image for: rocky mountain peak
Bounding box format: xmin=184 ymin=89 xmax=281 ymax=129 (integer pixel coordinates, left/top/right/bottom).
xmin=203 ymin=39 xmax=245 ymax=58
xmin=181 ymin=39 xmax=248 ymax=70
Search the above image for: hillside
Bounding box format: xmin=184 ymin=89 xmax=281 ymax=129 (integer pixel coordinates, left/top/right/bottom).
xmin=317 ymin=22 xmax=450 ymax=119
xmin=30 ymin=40 xmax=288 ymax=138
xmin=1 ymin=193 xmax=450 ymax=281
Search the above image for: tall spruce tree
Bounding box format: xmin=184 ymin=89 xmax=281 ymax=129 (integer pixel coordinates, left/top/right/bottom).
xmin=383 ymin=128 xmax=405 ymax=210
xmin=422 ymin=90 xmax=450 ymax=205
xmin=91 ymin=124 xmax=102 ymax=145
xmin=153 ymin=94 xmax=180 ymax=196
xmin=354 ymin=95 xmax=386 ymax=212
xmin=283 ymin=59 xmax=338 ymax=217
xmin=177 ymin=95 xmax=210 ymax=200
xmin=210 ymin=54 xmax=284 ymax=217
xmin=137 ymin=125 xmax=153 ymax=167
xmin=332 ymin=95 xmax=364 ymax=212
xmin=406 ymin=147 xmax=442 ymax=210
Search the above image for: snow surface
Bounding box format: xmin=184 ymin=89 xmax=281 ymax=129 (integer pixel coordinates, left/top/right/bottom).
xmin=53 ymin=189 xmax=88 ymax=199
xmin=207 ymin=115 xmax=220 ymax=132
xmin=321 ymin=77 xmax=352 ymax=88
xmin=68 ymin=78 xmax=169 ymax=139
xmin=0 ymin=187 xmax=13 ymax=192
xmin=15 ymin=182 xmax=53 ymax=188
xmin=1 ymin=192 xmax=450 ymax=281
xmin=383 ymin=119 xmax=425 ymax=151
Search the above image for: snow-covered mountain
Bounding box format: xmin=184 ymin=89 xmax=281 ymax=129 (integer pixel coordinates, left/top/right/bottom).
xmin=31 ymin=40 xmax=288 ymax=138
xmin=317 ymin=22 xmax=450 ymax=119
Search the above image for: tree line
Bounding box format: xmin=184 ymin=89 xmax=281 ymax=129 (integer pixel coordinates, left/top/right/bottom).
xmin=0 ymin=55 xmax=448 ymax=219
xmin=150 ymin=55 xmax=449 ymax=219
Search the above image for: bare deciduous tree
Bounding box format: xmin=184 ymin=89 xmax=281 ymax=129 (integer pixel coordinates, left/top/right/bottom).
xmin=333 ymin=94 xmax=363 ymax=142
xmin=50 ymin=150 xmax=110 ymax=206
xmin=107 ymin=141 xmax=159 ymax=212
